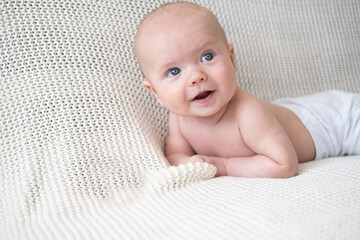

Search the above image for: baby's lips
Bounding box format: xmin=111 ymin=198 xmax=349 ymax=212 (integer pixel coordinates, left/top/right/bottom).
xmin=194 ymin=91 xmax=211 ymax=100
xmin=192 ymin=90 xmax=213 ymax=100
xmin=191 ymin=90 xmax=215 ymax=104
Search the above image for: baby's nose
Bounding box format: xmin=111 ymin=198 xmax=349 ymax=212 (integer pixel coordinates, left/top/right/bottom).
xmin=189 ymin=71 xmax=207 ymax=86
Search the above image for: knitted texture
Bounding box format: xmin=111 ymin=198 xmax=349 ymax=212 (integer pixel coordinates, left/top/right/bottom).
xmin=1 ymin=0 xmax=360 ymax=239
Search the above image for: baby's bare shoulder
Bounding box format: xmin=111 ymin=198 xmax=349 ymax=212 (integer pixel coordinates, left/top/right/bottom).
xmin=234 ymin=89 xmax=270 ymax=121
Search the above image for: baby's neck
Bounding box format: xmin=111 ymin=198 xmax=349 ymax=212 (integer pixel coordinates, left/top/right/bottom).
xmin=204 ymin=102 xmax=230 ymax=124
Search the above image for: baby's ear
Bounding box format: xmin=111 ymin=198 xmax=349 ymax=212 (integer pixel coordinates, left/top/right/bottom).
xmin=143 ymin=80 xmax=152 ymax=92
xmin=143 ymin=80 xmax=164 ymax=106
xmin=228 ymin=44 xmax=236 ymax=72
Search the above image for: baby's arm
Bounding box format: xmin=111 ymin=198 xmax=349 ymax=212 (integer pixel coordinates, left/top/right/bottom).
xmin=218 ymin=94 xmax=298 ymax=178
xmin=165 ymin=113 xmax=205 ymax=166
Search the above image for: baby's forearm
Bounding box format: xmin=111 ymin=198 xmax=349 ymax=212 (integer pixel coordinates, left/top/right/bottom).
xmin=167 ymin=153 xmax=298 ymax=178
xmin=217 ymin=154 xmax=298 ymax=178
xmin=166 ymin=153 xmax=189 ymax=166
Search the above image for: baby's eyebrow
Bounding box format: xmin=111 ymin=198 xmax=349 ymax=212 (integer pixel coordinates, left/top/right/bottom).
xmin=159 ymin=60 xmax=178 ymax=73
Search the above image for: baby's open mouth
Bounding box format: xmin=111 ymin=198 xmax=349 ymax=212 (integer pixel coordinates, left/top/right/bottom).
xmin=193 ymin=91 xmax=214 ymax=101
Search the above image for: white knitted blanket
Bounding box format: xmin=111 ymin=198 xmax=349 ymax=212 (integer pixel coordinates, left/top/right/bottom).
xmin=1 ymin=1 xmax=360 ymax=239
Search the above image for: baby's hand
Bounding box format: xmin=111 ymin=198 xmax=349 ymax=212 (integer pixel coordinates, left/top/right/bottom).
xmin=188 ymin=155 xmax=210 ymax=164
xmin=189 ymin=155 xmax=227 ymax=177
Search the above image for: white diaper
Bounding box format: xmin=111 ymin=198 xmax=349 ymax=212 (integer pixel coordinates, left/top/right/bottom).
xmin=273 ymin=90 xmax=360 ymax=160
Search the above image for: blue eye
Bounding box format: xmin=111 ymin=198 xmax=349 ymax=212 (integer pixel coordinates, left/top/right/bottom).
xmin=201 ymin=52 xmax=214 ymax=62
xmin=167 ymin=68 xmax=181 ymax=77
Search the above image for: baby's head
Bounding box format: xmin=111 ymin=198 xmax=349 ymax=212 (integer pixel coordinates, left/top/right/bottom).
xmin=134 ymin=2 xmax=237 ymax=117
xmin=134 ymin=2 xmax=229 ymax=76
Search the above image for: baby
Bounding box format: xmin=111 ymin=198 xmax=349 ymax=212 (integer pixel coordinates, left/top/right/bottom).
xmin=134 ymin=2 xmax=360 ymax=178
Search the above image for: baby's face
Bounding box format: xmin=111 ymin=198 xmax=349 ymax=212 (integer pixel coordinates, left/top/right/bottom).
xmin=136 ymin=11 xmax=237 ymax=118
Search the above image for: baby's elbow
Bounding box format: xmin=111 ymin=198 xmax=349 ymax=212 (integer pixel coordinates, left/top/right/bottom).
xmin=272 ymin=152 xmax=299 ymax=178
xmin=276 ymin=162 xmax=298 ymax=178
